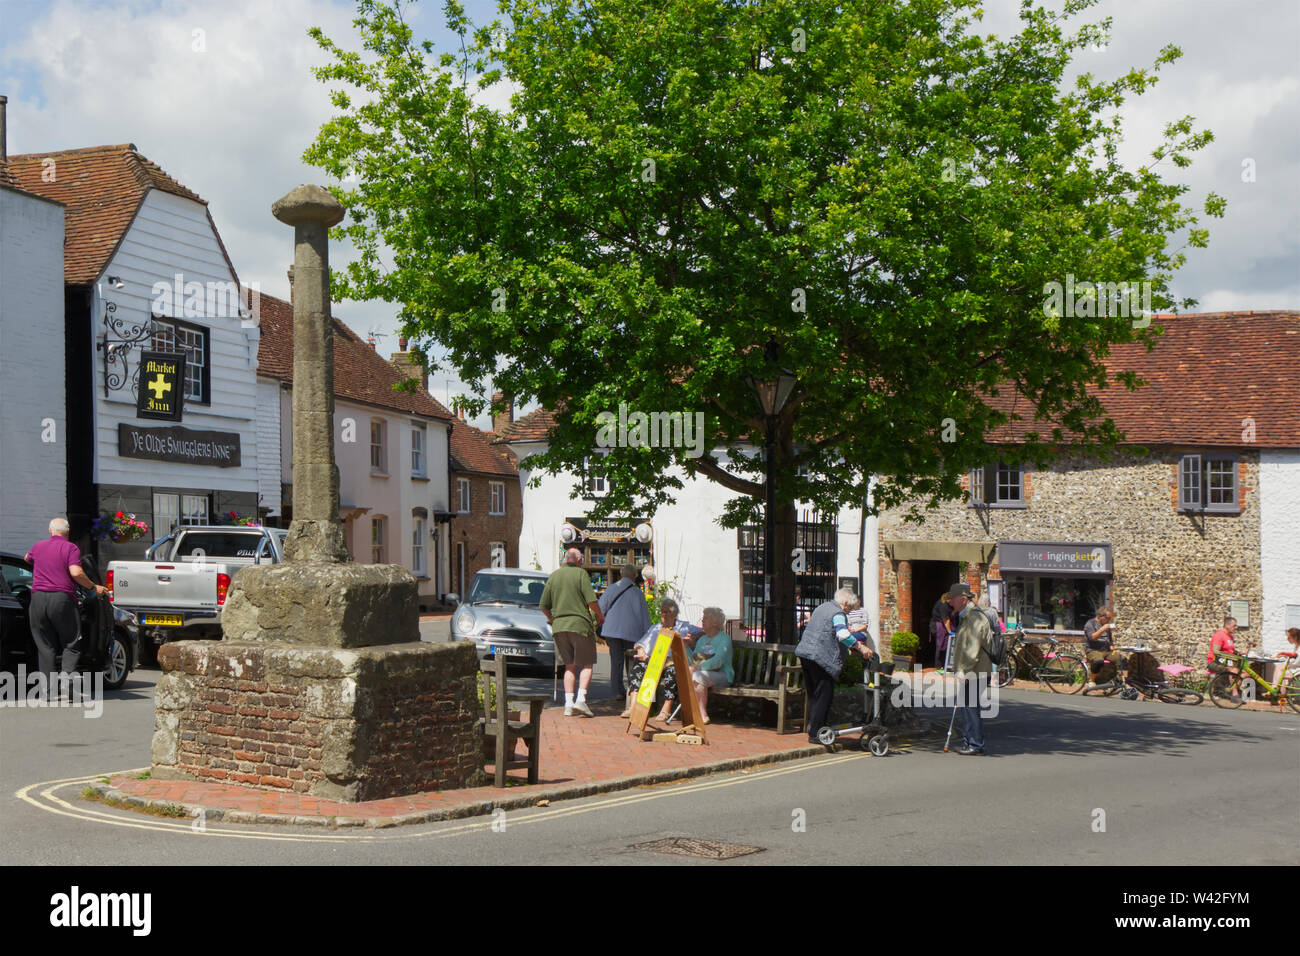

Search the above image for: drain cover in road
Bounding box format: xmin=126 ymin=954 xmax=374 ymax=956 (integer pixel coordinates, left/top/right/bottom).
xmin=631 ymin=837 xmax=765 ymax=860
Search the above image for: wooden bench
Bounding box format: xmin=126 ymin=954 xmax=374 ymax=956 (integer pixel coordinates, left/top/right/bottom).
xmin=478 ymin=659 xmax=546 ymax=787
xmin=711 ymin=642 xmax=805 ymax=735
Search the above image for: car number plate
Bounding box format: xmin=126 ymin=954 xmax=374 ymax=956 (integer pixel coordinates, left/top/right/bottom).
xmin=489 ymin=645 xmax=528 ymax=657
xmin=145 ymin=614 xmax=184 ymax=626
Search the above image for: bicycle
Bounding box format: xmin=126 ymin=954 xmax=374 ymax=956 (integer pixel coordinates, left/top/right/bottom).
xmin=1081 ymin=645 xmax=1203 ymax=705
xmin=1207 ymin=647 xmax=1300 ymax=712
xmin=997 ymin=630 xmax=1086 ymax=694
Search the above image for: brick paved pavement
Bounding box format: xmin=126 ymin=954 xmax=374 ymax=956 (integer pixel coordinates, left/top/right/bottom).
xmin=99 ymin=699 xmax=821 ymax=827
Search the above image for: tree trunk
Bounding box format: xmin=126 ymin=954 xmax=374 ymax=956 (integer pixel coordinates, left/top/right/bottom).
xmin=770 ymin=498 xmax=798 ymax=646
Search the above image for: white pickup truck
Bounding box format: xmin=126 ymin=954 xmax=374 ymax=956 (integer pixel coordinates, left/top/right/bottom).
xmin=108 ymin=526 xmax=287 ymax=663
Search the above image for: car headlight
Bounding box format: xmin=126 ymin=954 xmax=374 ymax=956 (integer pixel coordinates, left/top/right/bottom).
xmin=455 ymin=611 xmax=475 ymax=636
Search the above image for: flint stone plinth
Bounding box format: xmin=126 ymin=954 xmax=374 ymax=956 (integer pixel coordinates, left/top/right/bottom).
xmin=221 ymin=562 xmax=419 ymax=648
xmin=151 ymin=639 xmax=485 ymax=801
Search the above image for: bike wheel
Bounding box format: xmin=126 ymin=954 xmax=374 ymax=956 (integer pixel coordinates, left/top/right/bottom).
xmin=1285 ymin=676 xmax=1300 ymax=715
xmin=1044 ymin=655 xmax=1087 ymax=694
xmin=997 ymin=654 xmax=1015 ymax=688
xmin=1208 ymin=672 xmax=1246 ymax=709
xmin=1156 ymin=687 xmax=1203 ymax=705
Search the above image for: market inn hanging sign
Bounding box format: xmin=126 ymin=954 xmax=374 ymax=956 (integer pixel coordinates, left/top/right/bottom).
xmin=997 ymin=540 xmax=1112 ymax=575
xmin=118 ymin=423 xmax=241 ymax=468
xmin=135 ymin=351 xmax=185 ymax=422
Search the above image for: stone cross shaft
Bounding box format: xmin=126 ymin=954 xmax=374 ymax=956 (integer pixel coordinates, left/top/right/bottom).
xmin=272 ymin=184 xmax=349 ymax=563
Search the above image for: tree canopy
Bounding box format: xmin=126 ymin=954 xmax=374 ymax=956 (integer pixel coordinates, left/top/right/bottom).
xmin=306 ymin=0 xmax=1221 ymax=527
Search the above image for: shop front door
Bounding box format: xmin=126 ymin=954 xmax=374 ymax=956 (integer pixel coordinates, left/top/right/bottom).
xmin=912 ymin=560 xmax=960 ymax=666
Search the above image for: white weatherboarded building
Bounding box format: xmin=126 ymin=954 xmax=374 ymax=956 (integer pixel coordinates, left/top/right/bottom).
xmin=9 ymin=145 xmax=260 ymax=560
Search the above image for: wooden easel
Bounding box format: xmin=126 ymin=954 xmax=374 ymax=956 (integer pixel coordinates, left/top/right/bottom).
xmin=626 ymin=629 xmax=708 ymax=744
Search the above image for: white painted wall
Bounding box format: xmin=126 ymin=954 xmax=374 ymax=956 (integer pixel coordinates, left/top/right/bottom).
xmin=93 ymin=189 xmax=259 ymax=492
xmin=513 ymin=440 xmax=879 ymax=627
xmin=279 ymin=392 xmax=451 ymax=600
xmin=1259 ymin=449 xmax=1300 ymax=655
xmin=254 ymin=377 xmax=282 ymax=516
xmin=0 ymin=186 xmax=66 ymax=546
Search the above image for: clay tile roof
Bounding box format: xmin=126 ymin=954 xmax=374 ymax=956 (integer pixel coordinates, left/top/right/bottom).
xmin=449 ymin=419 xmax=518 ymax=475
xmin=6 ymin=144 xmax=221 ymax=285
xmin=493 ymin=406 xmax=557 ymax=443
xmin=989 ymin=311 xmax=1300 ymax=447
xmin=253 ymin=291 xmax=455 ymax=420
xmin=0 ymin=162 xmax=20 ymax=189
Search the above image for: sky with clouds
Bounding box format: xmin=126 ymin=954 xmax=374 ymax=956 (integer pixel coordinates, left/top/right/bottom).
xmin=2 ymin=0 xmax=1296 ymax=427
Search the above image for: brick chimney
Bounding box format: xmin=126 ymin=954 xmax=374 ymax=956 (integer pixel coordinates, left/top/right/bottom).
xmin=388 ymin=336 xmax=428 ymax=391
xmin=491 ymin=391 xmax=514 ymax=433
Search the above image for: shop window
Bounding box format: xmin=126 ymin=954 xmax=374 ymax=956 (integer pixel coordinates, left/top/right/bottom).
xmin=971 ymin=463 xmax=1024 ymax=507
xmin=154 ymin=493 xmax=180 ymax=534
xmin=1178 ymin=453 xmax=1238 ymax=513
xmin=1003 ymin=576 xmax=1109 ymax=632
xmin=181 ymin=494 xmax=209 ymax=526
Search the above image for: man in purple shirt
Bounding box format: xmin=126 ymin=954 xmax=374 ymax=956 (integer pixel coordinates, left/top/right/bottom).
xmin=24 ymin=517 xmax=106 ymax=682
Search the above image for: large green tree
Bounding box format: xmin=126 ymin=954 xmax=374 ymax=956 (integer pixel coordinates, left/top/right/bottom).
xmin=307 ymin=0 xmax=1219 ymax=639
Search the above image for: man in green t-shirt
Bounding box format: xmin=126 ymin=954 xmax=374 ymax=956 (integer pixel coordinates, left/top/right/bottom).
xmin=540 ymin=548 xmax=605 ymax=716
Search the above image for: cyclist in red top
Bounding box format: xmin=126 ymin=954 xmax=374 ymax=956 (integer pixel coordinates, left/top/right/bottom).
xmin=1207 ymin=617 xmax=1238 ymax=671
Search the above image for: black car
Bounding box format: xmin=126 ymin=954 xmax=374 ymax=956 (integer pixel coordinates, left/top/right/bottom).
xmin=0 ymin=550 xmax=134 ymax=690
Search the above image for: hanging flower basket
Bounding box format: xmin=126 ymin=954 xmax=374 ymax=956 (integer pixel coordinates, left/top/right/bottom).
xmin=91 ymin=511 xmax=150 ymax=542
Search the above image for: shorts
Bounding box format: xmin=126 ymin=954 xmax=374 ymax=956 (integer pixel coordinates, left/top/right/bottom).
xmin=693 ymin=668 xmax=730 ymax=689
xmin=553 ymin=630 xmax=597 ymax=669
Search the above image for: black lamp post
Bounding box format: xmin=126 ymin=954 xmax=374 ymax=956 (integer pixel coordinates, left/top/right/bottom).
xmin=746 ymin=359 xmax=797 ymax=642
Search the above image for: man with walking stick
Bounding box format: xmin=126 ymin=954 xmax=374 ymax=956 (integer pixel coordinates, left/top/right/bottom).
xmin=942 ymin=584 xmax=993 ymax=755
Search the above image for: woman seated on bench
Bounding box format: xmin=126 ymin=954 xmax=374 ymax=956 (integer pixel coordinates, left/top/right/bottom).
xmin=688 ymin=607 xmax=734 ymax=725
xmin=623 ymin=598 xmax=701 ymax=722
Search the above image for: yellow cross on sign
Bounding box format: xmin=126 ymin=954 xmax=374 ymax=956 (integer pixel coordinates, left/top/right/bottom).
xmin=147 ymin=373 xmax=172 ymax=401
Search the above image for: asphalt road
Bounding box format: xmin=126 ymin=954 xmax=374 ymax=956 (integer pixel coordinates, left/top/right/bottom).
xmin=2 ymin=641 xmax=1297 ymax=865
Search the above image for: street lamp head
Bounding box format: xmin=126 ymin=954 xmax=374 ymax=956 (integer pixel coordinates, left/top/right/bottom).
xmin=747 ymin=370 xmax=798 ymax=417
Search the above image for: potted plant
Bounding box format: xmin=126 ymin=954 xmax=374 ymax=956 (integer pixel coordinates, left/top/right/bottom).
xmin=890 ymin=631 xmax=920 ymax=670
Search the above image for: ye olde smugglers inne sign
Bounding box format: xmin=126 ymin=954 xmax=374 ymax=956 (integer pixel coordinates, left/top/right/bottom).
xmin=118 ymin=423 xmax=242 ymax=468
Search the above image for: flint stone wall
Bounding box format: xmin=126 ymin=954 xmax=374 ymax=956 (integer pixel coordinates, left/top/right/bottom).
xmin=877 ymin=448 xmax=1263 ymax=666
xmin=152 ymin=639 xmax=484 ymax=801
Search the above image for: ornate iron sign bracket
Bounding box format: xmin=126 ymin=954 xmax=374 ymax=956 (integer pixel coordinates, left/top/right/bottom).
xmin=96 ymin=301 xmax=152 ymax=399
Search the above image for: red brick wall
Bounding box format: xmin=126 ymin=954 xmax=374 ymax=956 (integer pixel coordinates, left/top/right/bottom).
xmin=157 ymin=641 xmax=483 ymax=800
xmin=450 ymin=471 xmax=523 ymax=576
